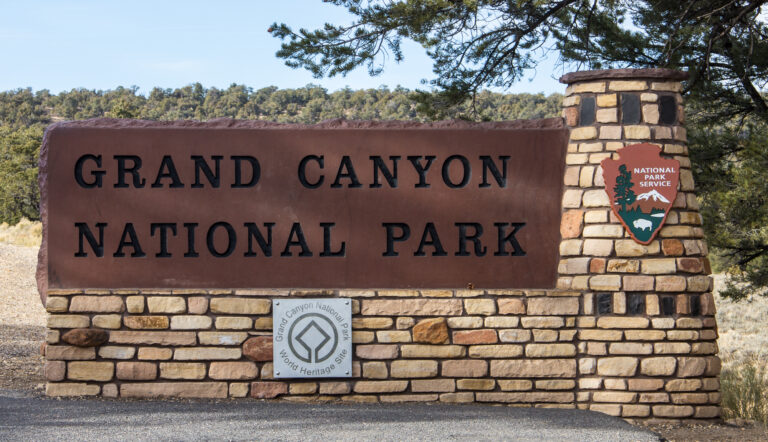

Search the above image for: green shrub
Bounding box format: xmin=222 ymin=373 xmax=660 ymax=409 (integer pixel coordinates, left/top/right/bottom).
xmin=0 ymin=125 xmax=42 ymax=224
xmin=721 ymin=357 xmax=768 ymax=424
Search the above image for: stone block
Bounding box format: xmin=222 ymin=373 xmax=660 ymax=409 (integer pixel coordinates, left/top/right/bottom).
xmin=69 ymin=296 xmax=124 ymax=313
xmin=138 ymin=347 xmax=173 ymax=360
xmin=525 ymin=343 xmax=576 ymax=358
xmin=640 ymin=357 xmax=676 ymax=376
xmin=628 ymin=379 xmax=664 ymax=391
xmin=608 ymin=343 xmax=652 ymax=355
xmin=456 ymin=379 xmax=494 ymax=391
xmin=642 ymin=104 xmax=660 ymax=124
xmin=491 ymin=359 xmax=576 ymax=378
xmin=376 ymin=331 xmax=411 ymax=343
xmin=61 ymin=328 xmax=109 ymax=347
xmin=116 ymin=362 xmax=157 ymax=380
xmin=209 ymin=362 xmax=258 ymax=380
xmin=198 ymin=332 xmax=248 ymax=346
xmin=520 ymin=317 xmax=564 ymax=329
xmin=45 ymin=297 xmax=69 ymax=313
xmin=622 ymin=276 xmax=654 ymax=291
xmin=615 ymin=240 xmax=659 ymax=256
xmin=484 ymin=317 xmax=520 ymax=328
xmin=401 ymin=345 xmax=465 ymax=358
xmin=159 ymin=362 xmax=207 ymax=380
xmin=188 ymin=297 xmax=209 ymax=314
xmin=593 ymin=391 xmax=637 ymax=403
xmin=125 ymin=296 xmax=144 ymax=313
xmin=319 ymin=382 xmax=351 ymax=395
xmin=527 ymin=297 xmax=579 ymax=316
xmin=124 ymin=316 xmax=169 ymax=330
xmin=353 ymin=381 xmax=408 ymax=393
xmin=361 ymin=299 xmax=462 ymax=316
xmin=215 ymin=317 xmax=252 ymax=329
xmin=589 ymin=275 xmax=621 ymax=291
xmin=583 ymin=190 xmax=609 ymax=207
xmin=464 ymin=299 xmax=496 ymax=316
xmin=468 ymin=345 xmax=523 ymax=358
xmin=597 ymin=316 xmax=648 ymax=329
xmin=596 ymin=357 xmax=638 ymax=376
xmin=91 ymin=315 xmax=121 ymax=329
xmin=209 ymin=298 xmax=271 ymax=314
xmin=624 ymin=330 xmax=665 ymax=340
xmin=654 ymin=342 xmax=691 ymax=354
xmin=442 ymin=360 xmax=488 ymax=377
xmin=362 ymin=361 xmax=388 ymax=379
xmin=45 ymin=361 xmax=66 ymax=381
xmin=46 ymin=383 xmax=100 ymax=397
xmin=624 ymin=125 xmax=651 ymax=139
xmin=170 ymin=316 xmax=212 ymax=330
xmin=596 ymin=108 xmax=618 ymax=123
xmin=390 ymin=360 xmax=438 ymax=378
xmin=582 ymin=240 xmax=613 ymax=257
xmin=109 ymin=331 xmax=196 ymax=346
xmin=446 ymin=317 xmax=484 ymax=329
xmin=147 ymin=296 xmax=186 ymax=314
xmin=622 ymin=405 xmax=651 ymax=417
xmin=229 ymin=383 xmax=249 ymax=398
xmin=68 ymin=361 xmax=114 ymax=381
xmin=497 ymin=380 xmax=533 ymax=391
xmin=98 ymin=346 xmax=136 ymax=359
xmin=570 ymin=127 xmax=598 ymax=141
xmin=121 ymin=382 xmax=228 ymax=399
xmin=46 ymin=345 xmax=96 ymax=361
xmin=356 ymin=344 xmax=398 ymax=359
xmin=439 ymin=392 xmax=475 ymax=403
xmin=476 ymin=392 xmax=573 ymax=403
xmin=677 ymin=357 xmax=706 ymax=377
xmin=642 ymin=259 xmax=677 ymax=274
xmin=609 ymin=80 xmax=648 ymax=91
xmin=174 ymin=347 xmax=241 ymax=360
xmin=47 ymin=315 xmax=91 ymax=329
xmin=606 ymin=259 xmax=639 ymax=273
xmin=652 ymin=405 xmax=694 ymax=418
xmin=453 ymin=329 xmax=497 ymax=345
xmin=562 ymin=189 xmax=583 ymax=208
xmin=352 ymin=317 xmax=393 ymax=329
xmin=577 ymin=329 xmax=623 ymax=341
xmin=498 ymin=329 xmax=531 ymax=343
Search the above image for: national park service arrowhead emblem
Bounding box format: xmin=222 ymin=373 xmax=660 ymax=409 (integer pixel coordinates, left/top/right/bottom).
xmin=602 ymin=143 xmax=680 ymax=245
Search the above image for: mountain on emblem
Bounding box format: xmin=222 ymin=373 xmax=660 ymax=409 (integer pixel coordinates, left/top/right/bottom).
xmin=636 ymin=189 xmax=670 ymax=203
xmin=601 ymin=143 xmax=680 ymax=244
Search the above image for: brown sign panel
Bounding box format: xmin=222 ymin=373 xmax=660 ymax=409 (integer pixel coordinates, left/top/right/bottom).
xmin=38 ymin=119 xmax=567 ymax=293
xmin=602 ymin=143 xmax=680 ymax=245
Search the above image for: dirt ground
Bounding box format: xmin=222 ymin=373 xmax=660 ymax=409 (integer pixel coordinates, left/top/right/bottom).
xmin=1 ymin=240 xmax=766 ymax=440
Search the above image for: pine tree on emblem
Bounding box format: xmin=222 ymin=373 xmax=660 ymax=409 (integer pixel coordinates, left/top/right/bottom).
xmin=613 ymin=165 xmax=636 ymax=213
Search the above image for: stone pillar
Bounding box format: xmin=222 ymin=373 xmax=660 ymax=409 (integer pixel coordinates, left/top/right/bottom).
xmin=558 ymin=69 xmax=721 ymax=422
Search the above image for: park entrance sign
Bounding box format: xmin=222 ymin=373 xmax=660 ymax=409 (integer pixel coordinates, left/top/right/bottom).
xmin=40 ymin=120 xmax=565 ymax=291
xmin=40 ymin=69 xmax=722 ymax=423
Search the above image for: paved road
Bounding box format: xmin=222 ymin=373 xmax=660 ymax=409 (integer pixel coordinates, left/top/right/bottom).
xmin=0 ymin=390 xmax=659 ymax=441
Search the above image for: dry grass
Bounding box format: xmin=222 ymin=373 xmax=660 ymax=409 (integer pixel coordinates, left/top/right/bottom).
xmin=0 ymin=221 xmax=765 ymax=422
xmin=0 ymin=218 xmax=41 ymax=247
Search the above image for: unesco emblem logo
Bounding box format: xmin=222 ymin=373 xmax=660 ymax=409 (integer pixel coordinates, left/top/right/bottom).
xmin=273 ymin=299 xmax=352 ymax=378
xmin=287 ymin=314 xmax=338 ymax=363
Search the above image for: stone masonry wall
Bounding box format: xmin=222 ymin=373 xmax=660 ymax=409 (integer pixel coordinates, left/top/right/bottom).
xmin=43 ymin=68 xmax=720 ymax=423
xmin=559 ymin=69 xmax=720 ymax=422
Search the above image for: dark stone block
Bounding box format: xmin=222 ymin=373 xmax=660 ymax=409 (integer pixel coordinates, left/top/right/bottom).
xmin=661 ymin=296 xmax=676 ymax=316
xmin=659 ymin=95 xmax=677 ymax=125
xmin=597 ymin=293 xmax=612 ymax=315
xmin=621 ymin=93 xmax=641 ymax=124
xmin=689 ymin=295 xmax=701 ymax=316
xmin=628 ymin=294 xmax=646 ymax=315
xmin=61 ymin=328 xmax=109 ymax=347
xmin=579 ymin=96 xmax=596 ymax=126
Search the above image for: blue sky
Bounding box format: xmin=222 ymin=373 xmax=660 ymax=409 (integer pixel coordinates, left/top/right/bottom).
xmin=0 ymin=1 xmax=564 ymax=95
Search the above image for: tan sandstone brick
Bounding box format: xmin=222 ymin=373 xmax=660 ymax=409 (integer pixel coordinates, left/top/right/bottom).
xmin=121 ymin=382 xmax=227 ymax=399
xmin=209 ymin=298 xmax=270 ymax=314
xmin=390 ymin=360 xmax=438 ymax=378
xmin=401 ymin=345 xmax=465 ymax=358
xmin=442 ymin=360 xmax=488 ymax=377
xmin=147 ymin=296 xmax=186 ymax=314
xmin=641 ymin=357 xmax=677 ymax=376
xmin=174 ymin=347 xmax=241 ymax=360
xmin=68 ymin=361 xmax=114 ymax=381
xmin=491 ymin=360 xmax=576 ymax=378
xmin=596 ymin=357 xmax=638 ymax=376
xmin=361 ymin=299 xmax=462 ymax=316
xmin=208 ymin=362 xmax=258 ymax=380
xmin=69 ymin=296 xmax=124 ymax=313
